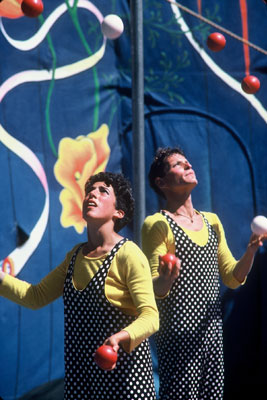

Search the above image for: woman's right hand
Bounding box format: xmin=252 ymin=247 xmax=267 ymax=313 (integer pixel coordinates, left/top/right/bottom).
xmin=158 ymin=254 xmax=181 ymax=283
xmin=153 ymin=255 xmax=181 ymax=298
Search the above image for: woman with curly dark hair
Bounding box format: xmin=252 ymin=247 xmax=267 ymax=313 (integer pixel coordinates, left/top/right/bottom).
xmin=0 ymin=172 xmax=159 ymax=400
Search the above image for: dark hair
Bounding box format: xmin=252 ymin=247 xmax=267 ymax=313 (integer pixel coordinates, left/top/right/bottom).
xmin=84 ymin=171 xmax=134 ymax=232
xmin=148 ymin=146 xmax=185 ymax=198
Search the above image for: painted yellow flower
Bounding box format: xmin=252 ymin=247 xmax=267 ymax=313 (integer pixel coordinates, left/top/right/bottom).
xmin=54 ymin=124 xmax=110 ymax=233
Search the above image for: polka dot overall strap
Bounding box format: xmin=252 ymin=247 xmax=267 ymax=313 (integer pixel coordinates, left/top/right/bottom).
xmin=155 ymin=211 xmax=224 ymax=400
xmin=63 ymin=239 xmax=156 ymax=400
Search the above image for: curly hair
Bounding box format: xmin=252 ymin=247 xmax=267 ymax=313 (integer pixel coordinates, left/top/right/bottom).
xmin=84 ymin=171 xmax=134 ymax=232
xmin=148 ymin=146 xmax=185 ymax=198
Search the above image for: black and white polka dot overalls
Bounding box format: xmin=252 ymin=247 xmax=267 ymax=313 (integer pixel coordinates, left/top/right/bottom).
xmin=155 ymin=211 xmax=224 ymax=400
xmin=63 ymin=239 xmax=156 ymax=400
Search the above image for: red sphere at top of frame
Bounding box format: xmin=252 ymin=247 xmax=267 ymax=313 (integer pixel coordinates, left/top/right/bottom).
xmin=21 ymin=0 xmax=43 ymax=18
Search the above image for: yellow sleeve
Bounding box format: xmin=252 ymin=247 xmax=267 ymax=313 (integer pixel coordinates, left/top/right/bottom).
xmin=204 ymin=212 xmax=243 ymax=289
xmin=0 ymin=245 xmax=80 ymax=308
xmin=141 ymin=213 xmax=175 ymax=278
xmin=115 ymin=241 xmax=159 ymax=353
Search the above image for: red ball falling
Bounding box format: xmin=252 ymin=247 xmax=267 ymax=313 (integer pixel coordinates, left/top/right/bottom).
xmin=241 ymin=75 xmax=261 ymax=94
xmin=21 ymin=0 xmax=44 ymax=18
xmin=207 ymin=32 xmax=226 ymax=52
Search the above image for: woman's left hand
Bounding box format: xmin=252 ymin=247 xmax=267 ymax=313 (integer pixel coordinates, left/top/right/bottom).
xmin=104 ymin=330 xmax=130 ymax=352
xmin=247 ymin=233 xmax=267 ymax=253
xmin=104 ymin=334 xmax=121 ymax=353
xmin=102 ymin=331 xmax=130 ymax=370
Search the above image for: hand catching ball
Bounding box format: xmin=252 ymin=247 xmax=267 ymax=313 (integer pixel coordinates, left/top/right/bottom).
xmin=94 ymin=345 xmax=118 ymax=370
xmin=160 ymin=253 xmax=177 ymax=267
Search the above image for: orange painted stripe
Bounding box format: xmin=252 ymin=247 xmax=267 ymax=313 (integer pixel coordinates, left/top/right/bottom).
xmin=197 ymin=0 xmax=202 ymax=15
xmin=239 ymin=0 xmax=250 ymax=76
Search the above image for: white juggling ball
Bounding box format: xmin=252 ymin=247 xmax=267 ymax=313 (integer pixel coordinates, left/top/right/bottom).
xmin=101 ymin=14 xmax=124 ymax=39
xmin=251 ymin=215 xmax=267 ymax=235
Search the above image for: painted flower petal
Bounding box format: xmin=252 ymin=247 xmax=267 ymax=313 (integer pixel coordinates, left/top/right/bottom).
xmin=86 ymin=124 xmax=110 ymax=167
xmin=74 ymin=123 xmax=110 ymax=191
xmin=59 ymin=189 xmax=86 ymax=234
xmin=54 ymin=137 xmax=97 ymax=207
xmin=0 ymin=0 xmax=24 ymax=18
xmin=54 ymin=124 xmax=110 ymax=234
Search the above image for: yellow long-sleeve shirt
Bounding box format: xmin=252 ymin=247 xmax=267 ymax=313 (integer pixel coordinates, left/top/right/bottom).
xmin=142 ymin=211 xmax=243 ymax=289
xmin=0 ymin=240 xmax=159 ymax=353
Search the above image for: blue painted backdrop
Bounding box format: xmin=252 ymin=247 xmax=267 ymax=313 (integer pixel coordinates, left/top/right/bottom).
xmin=0 ymin=0 xmax=266 ymax=398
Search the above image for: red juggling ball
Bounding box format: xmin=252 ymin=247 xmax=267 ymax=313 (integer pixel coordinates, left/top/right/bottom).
xmin=207 ymin=32 xmax=226 ymax=52
xmin=21 ymin=0 xmax=44 ymax=18
xmin=160 ymin=253 xmax=177 ymax=267
xmin=241 ymin=75 xmax=260 ymax=94
xmin=94 ymin=345 xmax=118 ymax=370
